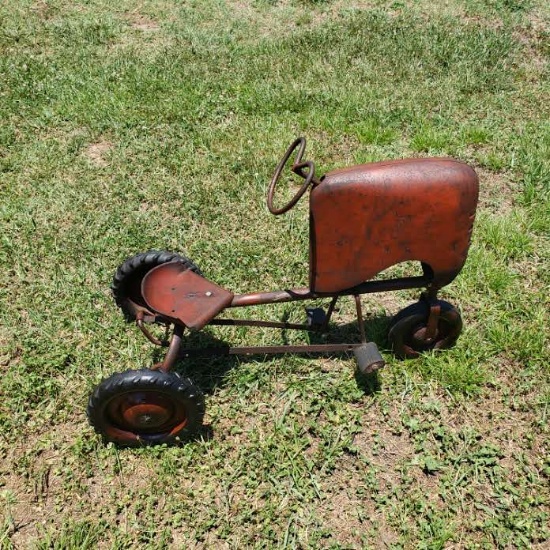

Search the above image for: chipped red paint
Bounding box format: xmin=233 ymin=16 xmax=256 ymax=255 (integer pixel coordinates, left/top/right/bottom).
xmin=309 ymin=158 xmax=478 ymax=293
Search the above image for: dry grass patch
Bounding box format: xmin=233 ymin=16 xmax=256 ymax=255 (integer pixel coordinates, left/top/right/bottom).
xmin=82 ymin=140 xmax=113 ymax=167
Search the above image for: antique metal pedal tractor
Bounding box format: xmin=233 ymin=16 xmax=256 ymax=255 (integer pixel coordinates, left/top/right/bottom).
xmin=88 ymin=137 xmax=479 ymax=446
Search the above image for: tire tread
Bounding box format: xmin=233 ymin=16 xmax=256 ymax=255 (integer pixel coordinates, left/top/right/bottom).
xmin=111 ymin=250 xmax=201 ymax=320
xmin=87 ymin=369 xmax=205 ymax=446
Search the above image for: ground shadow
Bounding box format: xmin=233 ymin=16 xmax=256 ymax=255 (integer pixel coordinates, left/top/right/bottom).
xmin=150 ymin=309 xmax=393 ymax=398
xmin=140 ymin=309 xmax=396 ymax=446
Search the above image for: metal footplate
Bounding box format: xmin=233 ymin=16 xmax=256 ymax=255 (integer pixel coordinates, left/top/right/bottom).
xmin=354 ymin=342 xmax=385 ymax=374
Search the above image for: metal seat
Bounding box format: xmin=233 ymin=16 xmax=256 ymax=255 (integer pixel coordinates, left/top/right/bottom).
xmin=141 ymin=261 xmax=234 ymax=330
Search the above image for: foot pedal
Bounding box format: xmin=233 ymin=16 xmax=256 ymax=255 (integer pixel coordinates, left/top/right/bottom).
xmin=305 ymin=307 xmax=326 ymax=329
xmin=354 ymin=342 xmax=385 ymax=374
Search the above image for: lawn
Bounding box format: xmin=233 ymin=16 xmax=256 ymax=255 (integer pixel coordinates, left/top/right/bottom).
xmin=0 ymin=0 xmax=549 ymax=547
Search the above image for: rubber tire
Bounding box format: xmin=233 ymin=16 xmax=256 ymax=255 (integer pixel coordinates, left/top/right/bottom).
xmin=87 ymin=369 xmax=205 ymax=446
xmin=112 ymin=250 xmax=201 ymax=322
xmin=388 ymin=300 xmax=462 ymax=359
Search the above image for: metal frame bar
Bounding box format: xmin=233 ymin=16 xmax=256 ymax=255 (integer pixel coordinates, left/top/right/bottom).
xmin=142 ymin=275 xmax=432 ymax=369
xmin=228 ymin=275 xmax=428 ymax=308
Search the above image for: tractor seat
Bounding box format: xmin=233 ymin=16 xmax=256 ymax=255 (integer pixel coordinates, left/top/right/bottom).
xmin=141 ymin=261 xmax=234 ymax=331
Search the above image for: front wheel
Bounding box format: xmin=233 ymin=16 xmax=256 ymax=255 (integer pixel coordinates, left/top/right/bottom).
xmin=87 ymin=369 xmax=205 ymax=446
xmin=388 ymin=300 xmax=463 ymax=359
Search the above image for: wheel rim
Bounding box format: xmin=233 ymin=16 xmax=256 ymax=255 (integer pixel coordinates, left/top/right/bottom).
xmin=390 ymin=308 xmax=462 ymax=359
xmin=412 ymin=324 xmax=434 ymax=345
xmin=401 ymin=322 xmax=430 ymax=357
xmin=106 ymin=390 xmax=188 ymax=436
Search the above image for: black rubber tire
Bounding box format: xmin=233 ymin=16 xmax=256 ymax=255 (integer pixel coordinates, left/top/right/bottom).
xmin=388 ymin=300 xmax=462 ymax=359
xmin=87 ymin=369 xmax=205 ymax=446
xmin=112 ymin=250 xmax=201 ymax=322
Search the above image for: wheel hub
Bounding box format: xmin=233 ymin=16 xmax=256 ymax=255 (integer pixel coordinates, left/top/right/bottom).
xmin=108 ymin=391 xmax=182 ymax=432
xmin=412 ymin=326 xmax=438 ymax=345
xmin=121 ymin=403 xmax=172 ymax=429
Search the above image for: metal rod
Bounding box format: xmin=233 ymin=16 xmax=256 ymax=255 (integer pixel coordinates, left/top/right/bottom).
xmin=136 ymin=315 xmax=169 ymax=347
xmin=322 ymin=296 xmax=339 ymax=332
xmin=354 ymin=295 xmax=367 ymax=343
xmin=157 ymin=324 xmax=184 ymax=372
xmin=425 ymin=303 xmax=441 ymax=342
xmin=231 ymin=287 xmax=312 ymax=308
xmin=230 ymin=276 xmax=429 ymax=308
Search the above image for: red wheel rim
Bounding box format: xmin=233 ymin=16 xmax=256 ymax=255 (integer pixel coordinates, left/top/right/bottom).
xmin=106 ymin=391 xmax=188 ymax=436
xmin=389 ymin=301 xmax=462 ymax=359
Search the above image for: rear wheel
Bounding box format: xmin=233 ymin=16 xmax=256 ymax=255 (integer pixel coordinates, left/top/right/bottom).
xmin=388 ymin=300 xmax=462 ymax=359
xmin=87 ymin=369 xmax=205 ymax=446
xmin=112 ymin=250 xmax=201 ymax=322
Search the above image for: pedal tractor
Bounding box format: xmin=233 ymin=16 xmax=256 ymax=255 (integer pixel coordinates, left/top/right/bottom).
xmin=88 ymin=137 xmax=479 ymax=446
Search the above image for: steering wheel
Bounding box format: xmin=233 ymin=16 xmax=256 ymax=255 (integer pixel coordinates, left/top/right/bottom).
xmin=267 ymin=137 xmax=316 ymax=215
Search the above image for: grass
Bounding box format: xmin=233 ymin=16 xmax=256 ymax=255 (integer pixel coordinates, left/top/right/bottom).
xmin=1 ymin=0 xmax=549 ymax=547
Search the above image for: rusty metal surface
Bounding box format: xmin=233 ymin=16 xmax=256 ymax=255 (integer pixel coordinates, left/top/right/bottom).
xmin=267 ymin=137 xmax=321 ymax=215
xmin=309 ymin=158 xmax=479 ymax=293
xmin=229 ymin=275 xmax=429 ymax=308
xmin=230 ymin=287 xmax=313 ymax=308
xmin=354 ymin=294 xmax=367 ymax=343
xmin=141 ymin=262 xmax=234 ymax=331
xmin=103 ymin=389 xmax=188 ymax=442
xmin=156 ymin=324 xmax=184 ymax=372
xmin=136 ymin=313 xmax=170 ymax=346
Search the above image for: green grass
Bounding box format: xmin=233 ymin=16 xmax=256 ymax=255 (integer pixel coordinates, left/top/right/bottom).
xmin=1 ymin=0 xmax=549 ymax=547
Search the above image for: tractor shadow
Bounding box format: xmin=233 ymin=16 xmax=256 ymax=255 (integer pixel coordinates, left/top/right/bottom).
xmin=151 ymin=310 xmax=393 ymax=400
xmin=148 ymin=310 xmax=394 ymax=444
